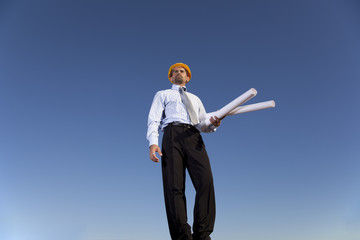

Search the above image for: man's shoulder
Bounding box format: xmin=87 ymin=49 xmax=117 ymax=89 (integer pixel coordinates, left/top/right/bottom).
xmin=154 ymin=88 xmax=176 ymax=96
xmin=186 ymin=91 xmax=201 ymax=101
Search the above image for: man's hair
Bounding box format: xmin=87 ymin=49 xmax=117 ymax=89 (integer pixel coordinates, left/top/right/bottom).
xmin=170 ymin=67 xmax=189 ymax=77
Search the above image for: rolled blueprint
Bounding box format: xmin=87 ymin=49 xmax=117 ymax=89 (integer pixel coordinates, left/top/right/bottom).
xmin=227 ymin=100 xmax=275 ymax=116
xmin=197 ymin=88 xmax=257 ymax=130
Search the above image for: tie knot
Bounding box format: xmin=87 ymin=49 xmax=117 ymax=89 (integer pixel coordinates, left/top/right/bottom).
xmin=180 ymin=87 xmax=186 ymax=92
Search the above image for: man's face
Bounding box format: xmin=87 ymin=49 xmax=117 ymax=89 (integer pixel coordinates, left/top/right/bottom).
xmin=170 ymin=67 xmax=189 ymax=87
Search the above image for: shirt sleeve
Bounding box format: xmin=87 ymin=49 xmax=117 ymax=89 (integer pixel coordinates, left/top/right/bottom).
xmin=197 ymin=97 xmax=217 ymax=133
xmin=147 ymin=91 xmax=165 ymax=147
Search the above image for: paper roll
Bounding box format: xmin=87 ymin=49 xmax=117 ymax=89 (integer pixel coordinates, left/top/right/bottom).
xmin=197 ymin=88 xmax=257 ymax=129
xmin=227 ymin=100 xmax=275 ymax=115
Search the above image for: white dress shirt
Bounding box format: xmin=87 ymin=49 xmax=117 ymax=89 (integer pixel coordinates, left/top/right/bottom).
xmin=147 ymin=84 xmax=216 ymax=147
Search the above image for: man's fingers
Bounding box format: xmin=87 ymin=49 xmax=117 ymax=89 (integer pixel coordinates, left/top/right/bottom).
xmin=154 ymin=146 xmax=163 ymax=156
xmin=210 ymin=116 xmax=221 ymax=127
xmin=150 ymin=152 xmax=159 ymax=162
xmin=150 ymin=144 xmax=162 ymax=162
xmin=154 ymin=149 xmax=162 ymax=162
xmin=149 ymin=145 xmax=162 ymax=162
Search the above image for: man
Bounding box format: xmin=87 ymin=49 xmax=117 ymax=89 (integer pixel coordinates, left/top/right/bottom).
xmin=147 ymin=63 xmax=221 ymax=240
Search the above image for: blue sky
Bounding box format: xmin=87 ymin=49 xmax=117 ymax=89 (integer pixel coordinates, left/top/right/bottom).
xmin=1 ymin=1 xmax=359 ymax=240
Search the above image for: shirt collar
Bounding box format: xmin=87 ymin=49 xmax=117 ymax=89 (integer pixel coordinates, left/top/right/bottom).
xmin=172 ymin=84 xmax=187 ymax=91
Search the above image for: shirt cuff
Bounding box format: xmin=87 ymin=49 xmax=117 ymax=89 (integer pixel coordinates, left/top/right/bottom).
xmin=148 ymin=135 xmax=159 ymax=147
xmin=206 ymin=124 xmax=217 ymax=133
xmin=196 ymin=122 xmax=217 ymax=133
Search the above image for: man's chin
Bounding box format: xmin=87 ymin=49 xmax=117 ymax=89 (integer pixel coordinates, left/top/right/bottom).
xmin=174 ymin=80 xmax=184 ymax=85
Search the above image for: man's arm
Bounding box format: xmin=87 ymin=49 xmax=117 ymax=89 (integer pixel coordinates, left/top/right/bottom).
xmin=197 ymin=98 xmax=222 ymax=132
xmin=147 ymin=91 xmax=164 ymax=162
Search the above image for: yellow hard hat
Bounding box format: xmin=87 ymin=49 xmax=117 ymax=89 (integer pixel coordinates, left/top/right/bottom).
xmin=168 ymin=63 xmax=192 ymax=82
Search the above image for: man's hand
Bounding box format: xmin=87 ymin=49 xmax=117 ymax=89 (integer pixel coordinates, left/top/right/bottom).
xmin=149 ymin=144 xmax=162 ymax=162
xmin=210 ymin=116 xmax=222 ymax=127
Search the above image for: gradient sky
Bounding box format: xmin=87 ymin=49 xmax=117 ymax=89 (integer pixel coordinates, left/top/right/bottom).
xmin=1 ymin=1 xmax=360 ymax=240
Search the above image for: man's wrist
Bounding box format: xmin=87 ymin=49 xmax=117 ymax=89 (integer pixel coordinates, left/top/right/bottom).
xmin=149 ymin=137 xmax=158 ymax=147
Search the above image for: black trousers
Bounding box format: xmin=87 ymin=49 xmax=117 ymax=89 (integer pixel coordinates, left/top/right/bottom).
xmin=162 ymin=124 xmax=215 ymax=240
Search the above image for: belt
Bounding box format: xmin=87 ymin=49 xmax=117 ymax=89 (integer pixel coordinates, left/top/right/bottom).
xmin=166 ymin=122 xmax=199 ymax=131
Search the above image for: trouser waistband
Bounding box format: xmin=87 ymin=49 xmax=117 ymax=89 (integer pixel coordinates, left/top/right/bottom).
xmin=166 ymin=122 xmax=199 ymax=132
